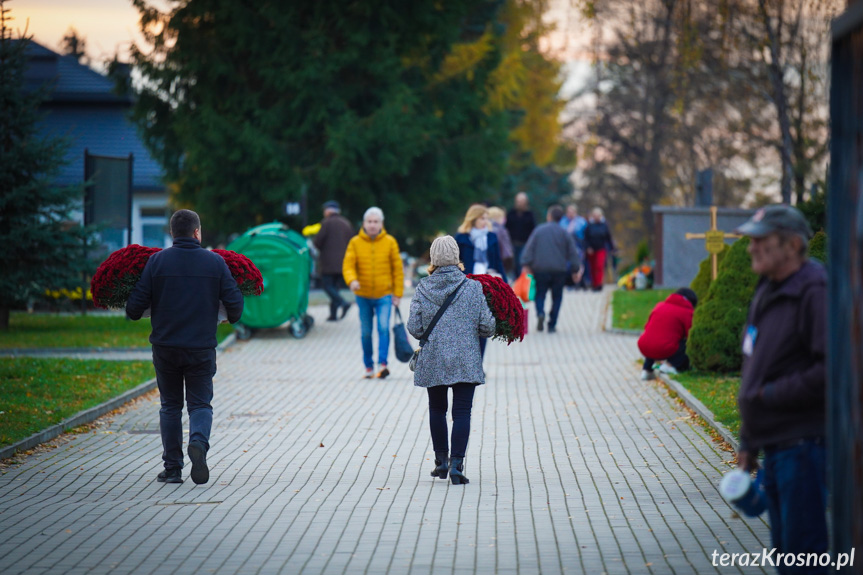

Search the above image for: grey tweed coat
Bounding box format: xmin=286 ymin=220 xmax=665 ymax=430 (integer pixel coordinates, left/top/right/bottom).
xmin=407 ymin=266 xmax=496 ymax=388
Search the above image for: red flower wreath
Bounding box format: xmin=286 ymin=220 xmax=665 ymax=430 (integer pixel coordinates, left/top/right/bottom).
xmin=91 ymin=245 xmax=264 ymax=310
xmin=467 ymin=274 xmax=526 ymax=344
xmin=91 ymin=244 xmax=162 ymax=309
xmin=212 ymin=249 xmax=264 ymax=296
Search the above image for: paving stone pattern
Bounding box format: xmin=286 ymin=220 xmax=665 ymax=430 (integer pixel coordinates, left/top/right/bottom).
xmin=0 ymin=290 xmax=769 ymax=574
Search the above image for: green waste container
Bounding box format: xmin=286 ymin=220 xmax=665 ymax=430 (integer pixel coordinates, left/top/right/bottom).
xmin=226 ymin=222 xmax=314 ymax=340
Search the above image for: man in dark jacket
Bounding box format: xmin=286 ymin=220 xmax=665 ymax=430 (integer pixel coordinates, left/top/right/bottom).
xmin=127 ymin=210 xmax=244 ymax=485
xmin=520 ymin=205 xmax=582 ymax=334
xmin=505 ymin=192 xmax=536 ymax=278
xmin=313 ymin=201 xmax=354 ymax=321
xmin=735 ymin=204 xmax=827 ymax=570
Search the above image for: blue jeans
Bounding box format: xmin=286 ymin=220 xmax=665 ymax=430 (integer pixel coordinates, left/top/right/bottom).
xmin=152 ymin=345 xmax=216 ymax=470
xmin=356 ymin=295 xmax=392 ymax=369
xmin=762 ymin=439 xmax=828 ymax=574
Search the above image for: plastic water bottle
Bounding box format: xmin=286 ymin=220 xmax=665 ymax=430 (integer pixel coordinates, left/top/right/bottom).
xmin=719 ymin=469 xmax=767 ymax=517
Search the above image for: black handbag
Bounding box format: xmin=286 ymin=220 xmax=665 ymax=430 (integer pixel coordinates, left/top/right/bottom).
xmin=392 ymin=307 xmax=414 ymax=363
xmin=409 ymin=279 xmax=466 ymax=372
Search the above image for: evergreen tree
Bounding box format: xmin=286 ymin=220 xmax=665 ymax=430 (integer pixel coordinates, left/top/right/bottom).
xmin=808 ymin=230 xmax=827 ymax=265
xmin=687 ymin=237 xmax=759 ymax=372
xmin=0 ymin=2 xmax=92 ymax=329
xmin=689 ymin=244 xmax=729 ymax=304
xmin=131 ymin=0 xmax=515 ymax=243
xmin=60 ymin=27 xmax=88 ymax=64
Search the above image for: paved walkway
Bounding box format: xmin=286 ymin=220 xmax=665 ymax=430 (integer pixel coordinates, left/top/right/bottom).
xmin=0 ymin=290 xmax=768 ymax=574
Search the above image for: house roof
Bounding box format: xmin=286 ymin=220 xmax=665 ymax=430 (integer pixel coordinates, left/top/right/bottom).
xmin=41 ymin=105 xmax=166 ymax=190
xmin=22 ymin=39 xmax=132 ymax=104
xmin=20 ymin=40 xmax=165 ymax=190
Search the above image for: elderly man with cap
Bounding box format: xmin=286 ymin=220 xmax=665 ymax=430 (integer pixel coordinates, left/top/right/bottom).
xmin=735 ymin=204 xmax=827 ymax=572
xmin=408 ymin=236 xmax=495 ymax=485
xmin=313 ymin=201 xmax=354 ymax=321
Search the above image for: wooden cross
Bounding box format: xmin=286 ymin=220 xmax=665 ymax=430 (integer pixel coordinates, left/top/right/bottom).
xmin=685 ymin=206 xmax=741 ymax=280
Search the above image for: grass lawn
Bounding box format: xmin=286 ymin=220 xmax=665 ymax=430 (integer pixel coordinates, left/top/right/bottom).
xmin=0 ymin=358 xmax=155 ymax=447
xmin=672 ymin=371 xmax=741 ymax=436
xmin=611 ymin=288 xmax=674 ymax=330
xmin=0 ymin=312 xmax=234 ymax=349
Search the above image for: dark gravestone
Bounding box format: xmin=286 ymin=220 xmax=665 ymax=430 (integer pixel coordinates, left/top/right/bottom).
xmin=696 ymin=169 xmax=713 ymax=207
xmin=652 ymin=206 xmax=755 ymax=288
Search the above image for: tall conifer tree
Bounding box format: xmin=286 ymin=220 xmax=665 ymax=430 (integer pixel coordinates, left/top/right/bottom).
xmin=131 ymin=0 xmax=514 ymax=241
xmin=0 ymin=1 xmax=92 ymax=329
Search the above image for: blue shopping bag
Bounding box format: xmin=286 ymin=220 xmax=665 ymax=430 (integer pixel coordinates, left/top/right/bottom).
xmin=392 ymin=306 xmax=415 ymax=363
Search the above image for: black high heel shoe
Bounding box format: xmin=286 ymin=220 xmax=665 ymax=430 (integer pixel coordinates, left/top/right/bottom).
xmin=430 ymin=451 xmax=449 ymax=479
xmin=449 ymin=457 xmax=469 ymax=485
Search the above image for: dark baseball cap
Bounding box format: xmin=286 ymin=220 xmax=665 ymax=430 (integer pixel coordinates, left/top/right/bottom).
xmin=322 ymin=200 xmax=340 ymax=211
xmin=735 ymin=204 xmax=813 ymax=239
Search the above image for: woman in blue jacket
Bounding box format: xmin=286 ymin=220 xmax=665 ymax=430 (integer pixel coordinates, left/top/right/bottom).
xmin=455 ymin=204 xmax=508 ymax=283
xmin=455 ymin=204 xmax=507 ymax=359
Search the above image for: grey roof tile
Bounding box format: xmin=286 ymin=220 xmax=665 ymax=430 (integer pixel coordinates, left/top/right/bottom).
xmin=20 ymin=40 xmax=165 ymax=190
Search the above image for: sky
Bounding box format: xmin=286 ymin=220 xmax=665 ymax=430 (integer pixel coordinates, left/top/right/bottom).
xmin=12 ymin=0 xmax=162 ymax=67
xmin=14 ymin=0 xmax=594 ymax=82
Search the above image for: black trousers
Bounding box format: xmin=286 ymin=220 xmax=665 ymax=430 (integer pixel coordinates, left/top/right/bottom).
xmin=533 ymin=271 xmax=568 ymax=328
xmin=643 ymin=340 xmax=690 ymax=372
xmin=152 ymin=345 xmax=217 ymax=470
xmin=321 ymin=273 xmax=347 ymax=317
xmin=427 ymin=383 xmax=477 ymax=458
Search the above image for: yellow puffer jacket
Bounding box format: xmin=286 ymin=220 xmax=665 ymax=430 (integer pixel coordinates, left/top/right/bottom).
xmin=342 ymin=228 xmax=404 ymax=299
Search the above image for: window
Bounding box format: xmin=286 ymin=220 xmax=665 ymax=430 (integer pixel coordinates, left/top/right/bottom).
xmin=142 ymin=223 xmax=167 ymax=247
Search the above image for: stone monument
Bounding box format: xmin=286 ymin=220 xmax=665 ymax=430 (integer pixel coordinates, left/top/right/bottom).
xmin=652 ymin=205 xmax=754 ymax=288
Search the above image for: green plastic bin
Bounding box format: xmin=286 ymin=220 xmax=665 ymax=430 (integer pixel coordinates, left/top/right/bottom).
xmin=226 ymin=222 xmax=314 ymax=339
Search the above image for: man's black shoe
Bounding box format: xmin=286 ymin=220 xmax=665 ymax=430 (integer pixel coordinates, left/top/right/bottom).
xmin=187 ymin=441 xmax=210 ymax=485
xmin=339 ymin=302 xmax=352 ymax=320
xmin=326 ymin=315 xmax=338 ymax=322
xmin=537 ymin=315 xmax=545 ymax=332
xmin=157 ymin=468 xmax=183 ymax=484
xmin=548 ymin=325 xmax=557 ymax=334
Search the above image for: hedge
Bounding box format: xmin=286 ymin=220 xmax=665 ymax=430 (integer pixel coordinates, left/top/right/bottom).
xmin=687 ymin=237 xmax=758 ymax=372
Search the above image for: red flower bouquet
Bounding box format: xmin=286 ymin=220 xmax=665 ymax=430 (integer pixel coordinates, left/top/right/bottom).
xmin=467 ymin=274 xmax=526 ymax=344
xmin=91 ymin=245 xmax=265 ymax=310
xmin=212 ymin=249 xmax=264 ymax=296
xmin=91 ymin=244 xmax=162 ymax=309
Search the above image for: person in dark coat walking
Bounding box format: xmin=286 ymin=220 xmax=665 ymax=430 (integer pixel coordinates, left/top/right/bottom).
xmin=734 ymin=205 xmax=827 ymax=571
xmin=505 ymin=192 xmax=536 ymax=278
xmin=583 ymin=207 xmax=615 ymax=291
xmin=637 ymin=288 xmax=697 ymax=379
xmin=408 ymin=236 xmax=495 ymax=485
xmin=126 ymin=209 xmax=244 ymax=485
xmin=313 ymin=201 xmax=354 ymax=321
xmin=519 ymin=205 xmax=582 ymax=333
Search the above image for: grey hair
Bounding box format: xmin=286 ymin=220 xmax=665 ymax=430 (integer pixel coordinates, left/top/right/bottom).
xmin=777 ymin=230 xmax=809 ymax=257
xmin=364 ymin=206 xmax=384 ymax=221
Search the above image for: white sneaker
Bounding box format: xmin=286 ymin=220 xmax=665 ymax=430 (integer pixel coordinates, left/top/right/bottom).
xmin=658 ymin=363 xmax=679 ymax=375
xmin=640 ymin=369 xmax=656 ymax=381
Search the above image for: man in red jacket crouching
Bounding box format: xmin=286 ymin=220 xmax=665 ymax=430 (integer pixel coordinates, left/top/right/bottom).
xmin=637 ymin=288 xmax=698 ymax=380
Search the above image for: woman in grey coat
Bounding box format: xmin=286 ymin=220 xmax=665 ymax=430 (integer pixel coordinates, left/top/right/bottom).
xmin=408 ymin=236 xmax=496 ymax=485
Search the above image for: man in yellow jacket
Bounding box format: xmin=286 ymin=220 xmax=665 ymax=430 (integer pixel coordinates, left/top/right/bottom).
xmin=343 ymin=207 xmax=404 ymax=379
